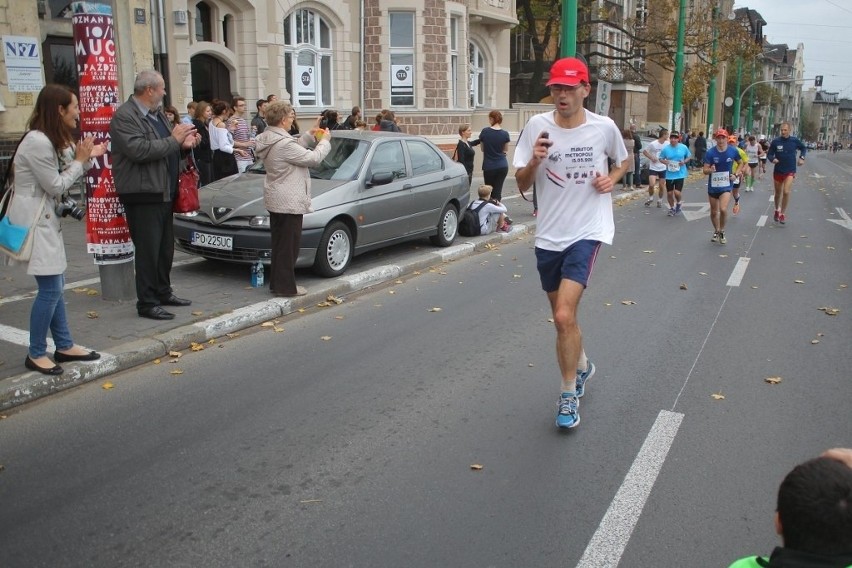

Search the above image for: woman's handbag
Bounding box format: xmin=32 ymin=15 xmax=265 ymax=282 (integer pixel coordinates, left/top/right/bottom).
xmin=0 ymin=189 xmax=47 ymax=261
xmin=173 ymin=154 xmax=200 ymax=213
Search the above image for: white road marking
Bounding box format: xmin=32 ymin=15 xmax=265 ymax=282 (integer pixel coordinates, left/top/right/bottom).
xmin=828 ymin=207 xmax=852 ymax=231
xmin=757 ymin=215 xmax=767 ymax=227
xmin=0 ymin=322 xmax=98 ymax=355
xmin=726 ymin=257 xmax=750 ymax=287
xmin=678 ymin=202 xmax=711 ymax=222
xmin=576 ymin=409 xmax=684 ymax=568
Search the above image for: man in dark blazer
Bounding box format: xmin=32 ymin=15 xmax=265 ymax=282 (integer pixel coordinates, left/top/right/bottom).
xmin=109 ymin=70 xmax=199 ymax=320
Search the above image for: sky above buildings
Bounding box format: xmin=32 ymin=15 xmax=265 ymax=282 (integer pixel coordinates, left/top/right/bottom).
xmin=733 ymin=0 xmax=852 ymax=98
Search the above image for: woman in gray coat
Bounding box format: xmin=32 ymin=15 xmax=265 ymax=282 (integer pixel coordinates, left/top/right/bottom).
xmin=254 ymin=101 xmax=331 ymax=297
xmin=4 ymin=85 xmax=105 ymax=375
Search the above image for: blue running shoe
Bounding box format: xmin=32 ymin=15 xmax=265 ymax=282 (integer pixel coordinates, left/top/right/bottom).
xmin=556 ymin=392 xmax=580 ymax=429
xmin=576 ymin=361 xmax=596 ymax=398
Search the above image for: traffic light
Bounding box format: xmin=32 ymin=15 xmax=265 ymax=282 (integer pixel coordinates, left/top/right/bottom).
xmin=815 ymin=75 xmax=823 ymax=87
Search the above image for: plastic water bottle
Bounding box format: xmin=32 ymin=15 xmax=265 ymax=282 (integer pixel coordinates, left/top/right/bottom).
xmin=251 ymin=260 xmax=264 ymax=288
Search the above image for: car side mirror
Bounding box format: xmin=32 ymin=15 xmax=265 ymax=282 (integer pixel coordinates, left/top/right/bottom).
xmin=368 ymin=171 xmax=395 ymax=187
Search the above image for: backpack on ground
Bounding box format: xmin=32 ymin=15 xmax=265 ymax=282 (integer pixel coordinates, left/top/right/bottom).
xmin=458 ymin=200 xmax=489 ymax=237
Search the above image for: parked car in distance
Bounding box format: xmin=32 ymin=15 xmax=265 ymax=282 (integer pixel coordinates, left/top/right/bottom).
xmin=174 ymin=130 xmax=470 ymax=277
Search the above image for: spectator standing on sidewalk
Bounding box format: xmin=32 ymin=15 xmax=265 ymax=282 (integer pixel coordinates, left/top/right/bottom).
xmin=454 ymin=123 xmax=480 ymax=187
xmin=620 ymin=128 xmax=635 ymax=190
xmin=766 ymin=122 xmax=806 ymax=225
xmin=479 ymin=110 xmax=511 ymax=202
xmin=251 ymin=99 xmax=268 ymax=136
xmin=230 ymin=97 xmax=255 ymax=173
xmin=110 ymin=70 xmax=200 ymax=321
xmin=693 ymin=131 xmax=707 ymax=169
xmin=4 ymin=84 xmax=106 ymax=375
xmin=514 ymin=57 xmax=629 ymax=429
xmin=191 ymin=101 xmax=214 ymax=187
xmin=630 ymin=124 xmax=643 ymax=188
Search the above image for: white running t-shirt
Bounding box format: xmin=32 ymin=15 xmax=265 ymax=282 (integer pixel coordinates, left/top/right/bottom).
xmin=646 ymin=139 xmax=669 ymax=172
xmin=514 ymin=109 xmax=628 ymax=251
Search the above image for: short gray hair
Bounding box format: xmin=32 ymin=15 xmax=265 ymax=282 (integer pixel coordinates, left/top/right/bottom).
xmin=134 ymin=70 xmax=164 ymax=95
xmin=266 ymin=101 xmax=294 ymax=127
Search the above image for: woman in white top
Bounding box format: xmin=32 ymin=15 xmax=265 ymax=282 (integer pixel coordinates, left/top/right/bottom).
xmin=743 ymin=135 xmax=762 ymax=191
xmin=209 ymin=99 xmax=238 ymax=180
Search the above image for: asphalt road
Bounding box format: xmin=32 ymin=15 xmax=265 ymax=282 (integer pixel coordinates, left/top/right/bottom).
xmin=0 ymin=151 xmax=850 ymax=567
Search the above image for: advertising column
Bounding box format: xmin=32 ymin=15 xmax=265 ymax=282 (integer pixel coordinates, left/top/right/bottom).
xmin=72 ymin=1 xmax=135 ymax=300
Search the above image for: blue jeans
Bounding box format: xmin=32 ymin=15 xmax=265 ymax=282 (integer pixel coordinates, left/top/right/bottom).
xmin=29 ymin=274 xmax=74 ymax=358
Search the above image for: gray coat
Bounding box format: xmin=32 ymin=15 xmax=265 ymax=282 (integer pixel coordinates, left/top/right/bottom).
xmin=109 ymin=96 xmax=181 ymax=201
xmin=5 ymin=131 xmax=89 ymax=275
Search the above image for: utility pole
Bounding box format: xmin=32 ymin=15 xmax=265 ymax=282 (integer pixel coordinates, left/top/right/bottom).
xmin=706 ymin=7 xmax=719 ymax=134
xmin=562 ymin=0 xmax=577 ymax=57
xmin=732 ymin=58 xmax=743 ymax=132
xmin=746 ymin=63 xmax=755 ymax=133
xmin=671 ymin=0 xmax=687 ymax=132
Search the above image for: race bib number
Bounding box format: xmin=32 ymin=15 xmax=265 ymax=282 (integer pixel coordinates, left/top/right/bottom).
xmin=710 ymin=171 xmax=730 ymax=188
xmin=667 ymin=161 xmax=681 ymax=173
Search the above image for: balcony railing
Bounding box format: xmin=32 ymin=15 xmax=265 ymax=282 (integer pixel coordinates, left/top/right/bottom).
xmin=593 ymin=62 xmax=645 ymax=84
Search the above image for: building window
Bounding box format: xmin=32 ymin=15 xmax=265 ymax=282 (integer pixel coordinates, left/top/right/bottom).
xmin=469 ymin=42 xmax=485 ymax=108
xmin=390 ymin=12 xmax=415 ymax=107
xmin=42 ymin=35 xmax=78 ymax=90
xmin=195 ymin=2 xmax=212 ymax=42
xmin=450 ymin=16 xmax=459 ymax=108
xmin=633 ymin=47 xmax=646 ymax=74
xmin=635 ymin=0 xmax=648 ymax=29
xmin=283 ymin=9 xmax=333 ymax=108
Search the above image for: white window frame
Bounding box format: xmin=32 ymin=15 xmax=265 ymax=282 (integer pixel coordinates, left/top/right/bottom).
xmin=389 ymin=11 xmax=415 ymax=107
xmin=469 ymin=41 xmax=485 ymax=108
xmin=450 ymin=16 xmax=460 ymax=109
xmin=283 ymin=8 xmax=333 ymax=109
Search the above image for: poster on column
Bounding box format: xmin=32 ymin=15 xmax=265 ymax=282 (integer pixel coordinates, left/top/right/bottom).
xmin=72 ymin=1 xmax=133 ymax=264
xmin=596 ymin=80 xmax=612 ymax=117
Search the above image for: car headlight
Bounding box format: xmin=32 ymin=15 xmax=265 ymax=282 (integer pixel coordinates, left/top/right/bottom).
xmin=249 ymin=216 xmax=270 ymax=227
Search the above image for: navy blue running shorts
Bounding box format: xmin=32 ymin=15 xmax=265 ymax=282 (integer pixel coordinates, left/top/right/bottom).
xmin=536 ymin=239 xmax=602 ymax=292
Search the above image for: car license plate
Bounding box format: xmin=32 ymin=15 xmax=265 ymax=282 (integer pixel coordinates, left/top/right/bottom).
xmin=191 ymin=231 xmax=233 ymax=251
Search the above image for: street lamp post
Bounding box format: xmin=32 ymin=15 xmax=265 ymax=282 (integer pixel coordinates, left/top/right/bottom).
xmin=732 ymin=58 xmax=743 ymax=132
xmin=562 ymin=0 xmax=577 ymax=57
xmin=671 ymin=0 xmax=687 ymax=131
xmin=706 ymin=7 xmax=720 ymax=134
xmin=746 ymin=63 xmax=755 ymax=132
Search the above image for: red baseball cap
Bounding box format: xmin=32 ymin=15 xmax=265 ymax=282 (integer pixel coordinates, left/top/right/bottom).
xmin=546 ymin=58 xmax=590 ymax=87
xmin=714 ymin=128 xmax=729 ymax=139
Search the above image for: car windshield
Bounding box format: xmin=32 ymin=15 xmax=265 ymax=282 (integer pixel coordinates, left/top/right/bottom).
xmin=244 ymin=138 xmax=369 ymax=181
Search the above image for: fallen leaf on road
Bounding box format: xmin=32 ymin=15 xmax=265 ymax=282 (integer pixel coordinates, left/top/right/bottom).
xmin=170 ymin=369 xmax=184 ymax=375
xmin=208 ymin=339 xmax=215 ymax=344
xmin=0 ymin=464 xmax=5 ymax=472
xmin=226 ymin=332 xmax=240 ymax=338
xmin=699 ymin=272 xmax=708 ymax=276
xmin=751 ymin=286 xmax=759 ymax=289
xmin=191 ymin=311 xmax=203 ymax=316
xmin=719 ymin=254 xmax=728 ymax=258
xmin=413 ymin=271 xmax=421 ymax=275
xmin=547 ymin=318 xmax=555 ymax=323
xmin=86 ymin=311 xmax=99 ymax=319
xmin=795 ymin=261 xmax=804 ymax=265
xmin=604 ymin=303 xmax=612 ymax=307
xmin=102 ymin=382 xmax=114 ymax=390
xmin=818 ymin=307 xmax=840 ymax=316
xmin=429 ymin=307 xmax=442 ymax=312
xmin=643 ymin=250 xmax=655 ymax=254
xmin=610 ymin=255 xmax=616 ymax=259
xmin=300 ymin=499 xmax=323 ymax=504
xmin=764 ymin=377 xmax=783 ymax=385
xmin=190 ymin=342 xmax=204 ymax=351
xmin=72 ymin=287 xmax=90 ymax=293
xmin=528 ymin=363 xmax=534 ymax=367
xmin=711 ymin=392 xmax=725 ymax=400
xmin=334 ymin=316 xmax=344 ymax=320
xmin=273 ymin=326 xmax=284 ymax=333
xmin=298 ymin=308 xmax=306 ymax=313
xmin=261 ymin=321 xmax=275 ymax=327
xmin=387 ymin=291 xmax=395 ymax=295
xmin=153 ymin=359 xmax=161 ymax=364
xmin=470 ymin=464 xmax=484 ymax=471
xmin=621 ymin=300 xmax=637 ymax=305
xmin=326 ymin=295 xmax=344 ymax=305
xmin=86 ymin=290 xmax=99 ymax=296
xmin=811 ymin=339 xmax=820 ymax=344
xmin=794 ymin=280 xmax=805 ymax=284
xmin=321 ymin=336 xmax=332 ymax=341
xmin=827 ymin=246 xmax=835 ymax=250
xmin=513 ymin=274 xmax=522 ymax=278
xmin=679 ymin=283 xmax=688 ymax=290
xmin=840 ymin=284 xmax=848 ymax=289
xmin=168 ymin=351 xmax=182 ymax=358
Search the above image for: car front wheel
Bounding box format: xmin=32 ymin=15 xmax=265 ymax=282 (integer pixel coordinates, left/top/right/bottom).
xmin=314 ymin=221 xmax=353 ymax=277
xmin=430 ymin=203 xmax=458 ymax=247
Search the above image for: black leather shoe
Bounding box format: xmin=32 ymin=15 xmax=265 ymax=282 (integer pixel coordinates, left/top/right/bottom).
xmin=138 ymin=306 xmax=176 ymax=320
xmin=25 ymin=356 xmax=64 ymax=376
xmin=159 ymin=295 xmax=192 ymax=307
xmin=54 ymin=350 xmax=101 ymax=363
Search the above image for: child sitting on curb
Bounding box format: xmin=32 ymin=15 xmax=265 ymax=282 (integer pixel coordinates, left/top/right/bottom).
xmin=471 ymin=184 xmax=510 ymax=234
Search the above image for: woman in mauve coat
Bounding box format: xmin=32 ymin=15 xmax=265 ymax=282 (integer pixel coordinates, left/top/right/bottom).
xmin=254 ymin=101 xmax=331 ymax=297
xmin=3 ymin=84 xmax=105 ymax=375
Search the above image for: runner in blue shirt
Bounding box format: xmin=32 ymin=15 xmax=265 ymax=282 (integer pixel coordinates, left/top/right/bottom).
xmin=702 ymin=129 xmax=743 ymax=245
xmin=659 ymin=131 xmax=691 ymax=216
xmin=766 ymin=121 xmax=806 ymax=225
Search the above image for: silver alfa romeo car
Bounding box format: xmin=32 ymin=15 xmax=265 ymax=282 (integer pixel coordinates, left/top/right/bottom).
xmin=173 ymin=130 xmax=470 ymax=277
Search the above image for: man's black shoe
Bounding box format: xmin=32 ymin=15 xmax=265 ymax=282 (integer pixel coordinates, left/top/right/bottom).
xmin=138 ymin=306 xmax=176 ymax=320
xmin=159 ymin=295 xmax=192 ymax=307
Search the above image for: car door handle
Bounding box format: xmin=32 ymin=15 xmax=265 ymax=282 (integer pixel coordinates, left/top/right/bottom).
xmin=403 ymin=184 xmax=412 ymax=190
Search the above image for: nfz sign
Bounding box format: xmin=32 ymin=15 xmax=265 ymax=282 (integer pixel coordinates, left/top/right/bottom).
xmin=2 ymin=35 xmax=44 ymax=92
